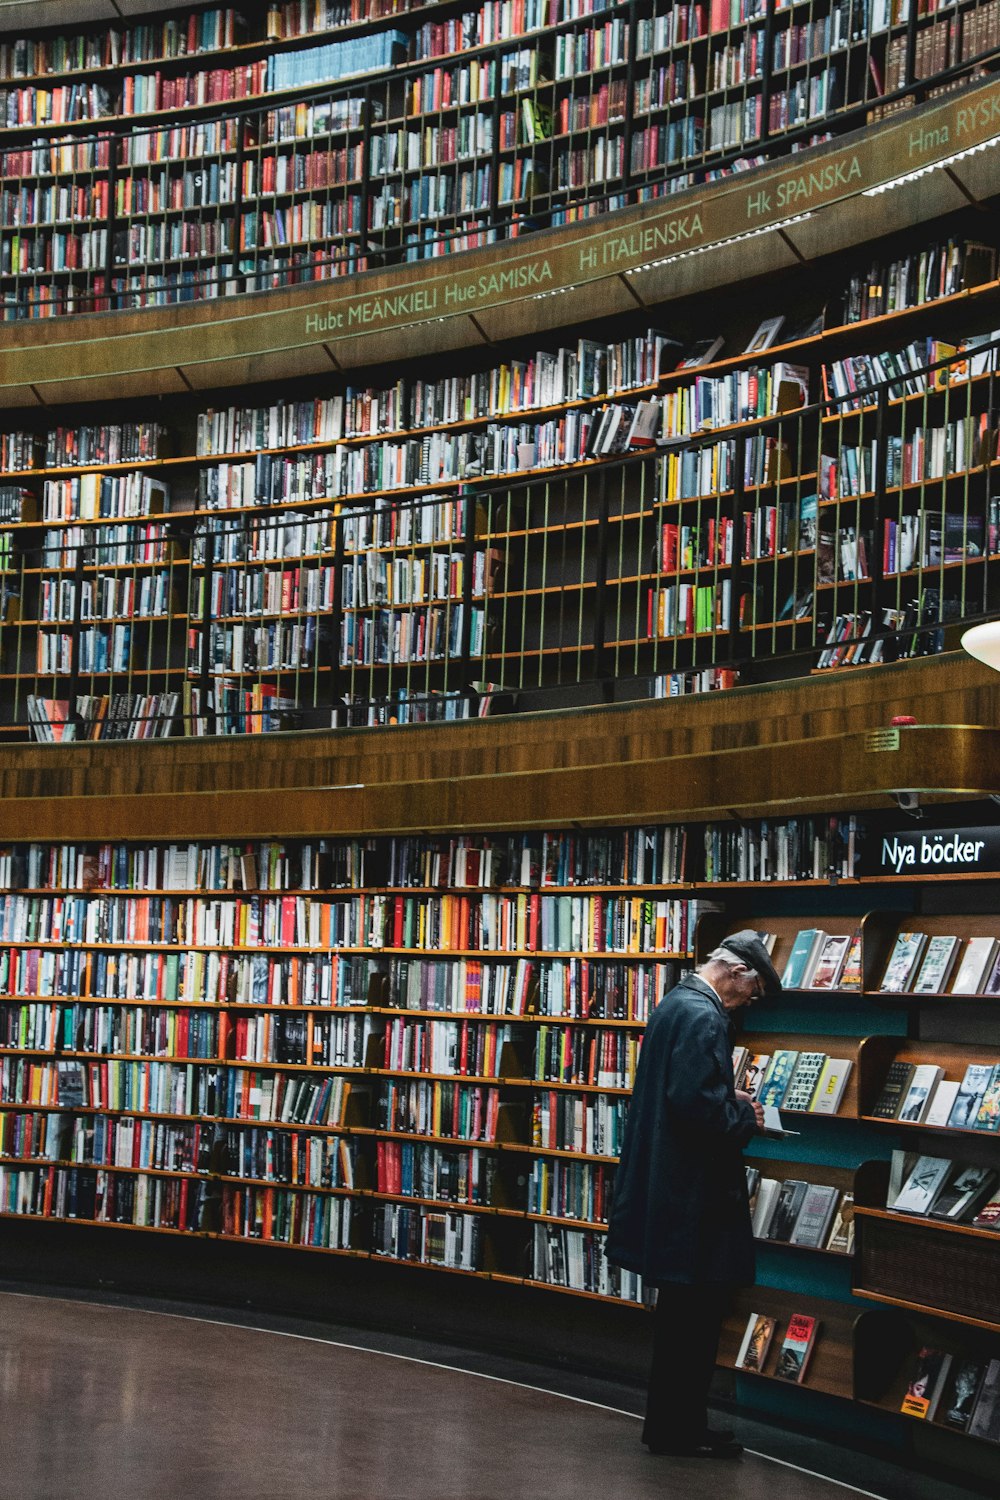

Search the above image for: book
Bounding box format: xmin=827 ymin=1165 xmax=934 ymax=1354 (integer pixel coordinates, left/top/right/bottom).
xmin=879 ymin=932 xmax=929 ymax=992
xmin=891 ymin=1155 xmax=953 ymax=1214
xmin=887 ymin=1150 xmax=917 ymax=1208
xmin=896 ymin=1064 xmax=945 ymax=1124
xmin=774 ymin=1314 xmax=818 ymax=1382
xmin=948 ymin=1063 xmax=996 ymax=1129
xmin=870 ymin=1061 xmax=916 ymax=1119
xmin=825 ymin=1193 xmax=855 ymax=1254
xmin=971 ymin=1191 xmax=1000 ymax=1229
xmin=949 ymin=937 xmax=1000 ymax=995
xmin=911 ymin=935 xmax=961 ymax=994
xmin=809 ymin=1058 xmax=852 ymax=1115
xmin=751 ymin=1178 xmax=782 ymax=1237
xmin=781 ymin=1052 xmax=828 ymax=1112
xmin=808 ymin=934 xmax=852 ymax=990
xmin=781 ymin=929 xmax=827 ymax=988
xmin=940 ymin=1358 xmax=987 ymax=1431
xmin=900 ymin=1348 xmax=952 ymax=1419
xmin=758 ymin=1050 xmax=800 ymax=1108
xmin=679 ymin=335 xmax=724 ymax=368
xmin=740 ymin=1052 xmax=772 ymax=1098
xmin=983 ymin=949 xmax=1000 ymax=996
xmin=745 ymin=315 xmax=785 ymax=354
xmin=968 ymin=1358 xmax=1000 ymax=1442
xmin=766 ymin=1179 xmax=809 ymax=1241
xmin=789 ymin=1183 xmax=840 ymax=1248
xmin=838 ymin=931 xmax=863 ymax=991
xmin=924 ymin=1079 xmax=961 ymax=1128
xmin=735 ymin=1312 xmax=777 ymax=1373
xmin=928 ymin=1164 xmax=998 ymax=1222
xmin=972 ymin=1063 xmax=1000 ymax=1132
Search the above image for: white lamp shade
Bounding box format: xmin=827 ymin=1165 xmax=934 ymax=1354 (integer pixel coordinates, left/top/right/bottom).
xmin=962 ymin=621 xmax=1000 ymax=672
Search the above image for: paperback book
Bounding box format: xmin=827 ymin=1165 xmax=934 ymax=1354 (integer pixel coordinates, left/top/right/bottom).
xmin=911 ymin=935 xmax=961 ymax=994
xmin=948 ymin=1063 xmax=995 ymax=1129
xmin=950 ymin=937 xmax=999 ymax=995
xmin=891 ymin=1155 xmax=953 ymax=1214
xmin=879 ymin=932 xmax=929 ymax=992
xmin=809 ymin=1058 xmax=852 ymax=1116
xmin=735 ymin=1312 xmax=778 ymax=1373
xmin=896 ymin=1064 xmax=945 ymax=1124
xmin=774 ymin=1314 xmax=818 ymax=1383
xmin=809 ymin=934 xmax=852 ymax=990
xmin=900 ymin=1347 xmax=952 ymax=1419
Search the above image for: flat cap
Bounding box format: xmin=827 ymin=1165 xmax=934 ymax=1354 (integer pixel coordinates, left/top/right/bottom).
xmin=718 ymin=930 xmax=783 ymax=997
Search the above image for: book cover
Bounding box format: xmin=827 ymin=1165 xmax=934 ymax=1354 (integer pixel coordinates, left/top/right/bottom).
xmin=887 ymin=1150 xmax=918 ymax=1208
xmin=751 ymin=1178 xmax=781 ymax=1237
xmin=740 ymin=1052 xmax=772 ymax=1098
xmin=948 ymin=1063 xmax=995 ymax=1129
xmin=972 ymin=1062 xmax=1000 ymax=1132
xmin=896 ymin=1064 xmax=945 ymax=1124
xmin=789 ymin=1183 xmax=840 ymax=1248
xmin=911 ymin=935 xmax=961 ymax=994
xmin=774 ymin=1314 xmax=818 ymax=1383
xmin=782 ymin=1052 xmax=828 ymax=1112
xmin=950 ymin=937 xmax=999 ymax=995
xmin=680 ymin=335 xmax=724 ymax=368
xmin=968 ymin=1358 xmax=1000 ymax=1442
xmin=838 ymin=931 xmax=864 ymax=991
xmin=900 ymin=1347 xmax=952 ymax=1419
xmin=781 ymin=929 xmax=827 ymax=988
xmin=971 ymin=1191 xmax=1000 ymax=1229
xmin=892 ymin=1155 xmax=953 ymax=1214
xmin=983 ymin=949 xmax=1000 ymax=996
xmin=924 ymin=1079 xmax=960 ymax=1128
xmin=809 ymin=934 xmax=852 ymax=990
xmin=766 ymin=1179 xmax=809 ymax=1241
xmin=871 ymin=1061 xmax=916 ymax=1120
xmin=928 ymin=1164 xmax=998 ymax=1222
xmin=941 ymin=1358 xmax=987 ymax=1431
xmin=825 ymin=1193 xmax=855 ymax=1254
xmin=758 ymin=1050 xmax=800 ymax=1108
xmin=735 ymin=1312 xmax=777 ymax=1373
xmin=879 ymin=932 xmax=929 ymax=992
xmin=809 ymin=1058 xmax=852 ymax=1115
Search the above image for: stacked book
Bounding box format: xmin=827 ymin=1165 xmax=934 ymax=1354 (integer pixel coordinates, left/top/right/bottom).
xmin=899 ymin=1348 xmax=1000 ymax=1440
xmin=886 ymin=1149 xmax=1000 ymax=1226
xmin=871 ymin=1060 xmax=1000 ymax=1131
xmin=746 ymin=1168 xmax=854 ymax=1253
xmin=879 ymin=932 xmax=1000 ymax=995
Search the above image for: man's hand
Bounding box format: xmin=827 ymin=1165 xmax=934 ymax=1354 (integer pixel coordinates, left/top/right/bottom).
xmin=735 ymin=1089 xmax=765 ymax=1130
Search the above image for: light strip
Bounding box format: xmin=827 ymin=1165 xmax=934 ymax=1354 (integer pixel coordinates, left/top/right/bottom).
xmin=862 ymin=133 xmax=1000 ymax=195
xmin=620 ymin=212 xmax=814 ymax=278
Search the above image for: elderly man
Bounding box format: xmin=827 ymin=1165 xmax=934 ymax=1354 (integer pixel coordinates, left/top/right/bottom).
xmin=605 ymin=930 xmax=782 ymax=1460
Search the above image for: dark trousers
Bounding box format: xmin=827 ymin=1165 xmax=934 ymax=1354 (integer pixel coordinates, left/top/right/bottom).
xmin=641 ymin=1281 xmax=732 ymax=1448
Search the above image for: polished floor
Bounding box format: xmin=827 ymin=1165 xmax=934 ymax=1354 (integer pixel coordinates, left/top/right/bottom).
xmin=0 ymin=1292 xmax=972 ymax=1499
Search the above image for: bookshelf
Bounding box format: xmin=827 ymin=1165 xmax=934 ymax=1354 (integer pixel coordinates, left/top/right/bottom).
xmin=2 ymin=241 xmax=1000 ymax=740
xmin=0 ymin=0 xmax=998 ymax=318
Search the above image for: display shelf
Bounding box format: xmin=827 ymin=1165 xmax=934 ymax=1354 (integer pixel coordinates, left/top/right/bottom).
xmin=719 ymin=1287 xmax=856 ymax=1399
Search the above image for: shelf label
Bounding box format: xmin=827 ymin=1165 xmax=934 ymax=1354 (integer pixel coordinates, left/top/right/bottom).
xmin=865 ymin=729 xmax=900 ymax=752
xmin=864 ymin=826 xmax=1000 ymax=876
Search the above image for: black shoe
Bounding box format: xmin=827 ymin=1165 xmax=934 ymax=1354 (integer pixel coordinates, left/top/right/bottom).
xmin=647 ymin=1439 xmax=743 ymax=1460
xmin=701 ymin=1428 xmax=736 ymax=1447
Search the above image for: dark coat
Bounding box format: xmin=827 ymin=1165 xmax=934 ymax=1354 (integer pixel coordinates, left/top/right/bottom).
xmin=605 ymin=974 xmax=757 ymax=1286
